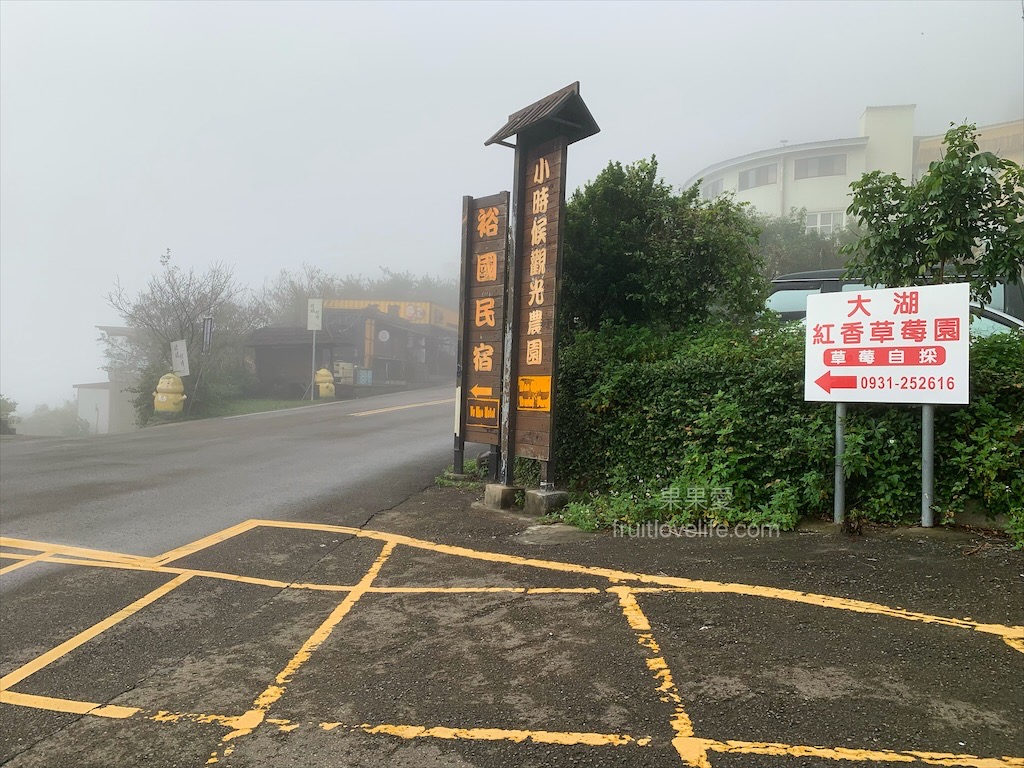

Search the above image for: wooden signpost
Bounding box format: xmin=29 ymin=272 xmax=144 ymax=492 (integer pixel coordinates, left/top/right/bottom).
xmin=512 ymin=137 xmax=567 ymax=468
xmin=455 ymin=82 xmax=599 ymax=490
xmin=454 ymin=192 xmax=509 ymax=474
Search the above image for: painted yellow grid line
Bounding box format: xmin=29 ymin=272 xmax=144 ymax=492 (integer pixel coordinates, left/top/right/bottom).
xmin=206 ymin=540 xmax=398 ymax=762
xmin=0 ymin=536 xmax=152 ymax=566
xmin=0 ymin=550 xmax=57 ymax=576
xmin=608 ymin=585 xmax=710 ymax=767
xmin=1 ymin=520 xmax=1021 ymax=767
xmin=696 ymin=738 xmax=1024 ymax=767
xmin=321 ymin=720 xmax=651 ymax=747
xmin=0 ymin=573 xmax=193 ymax=691
xmin=0 ymin=690 xmax=140 ymax=719
xmin=249 ymin=520 xmax=1024 ymax=651
xmin=0 ymin=550 xmax=603 ymax=596
xmin=3 ymin=689 xmax=1020 ymax=767
xmin=150 ymin=519 xmax=262 ymax=566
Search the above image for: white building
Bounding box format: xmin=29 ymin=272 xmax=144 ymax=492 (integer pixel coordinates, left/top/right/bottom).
xmin=685 ymin=105 xmax=1023 ymax=234
xmin=73 ymin=325 xmax=140 ymax=434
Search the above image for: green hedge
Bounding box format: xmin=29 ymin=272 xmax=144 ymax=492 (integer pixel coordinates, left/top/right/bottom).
xmin=555 ymin=322 xmax=1024 ymax=543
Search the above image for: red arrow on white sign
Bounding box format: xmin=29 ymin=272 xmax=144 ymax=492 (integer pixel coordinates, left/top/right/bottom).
xmin=815 ymin=371 xmax=858 ymax=393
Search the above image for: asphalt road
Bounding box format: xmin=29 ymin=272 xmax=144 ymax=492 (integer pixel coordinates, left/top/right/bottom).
xmin=0 ymin=387 xmax=456 ymax=568
xmin=1 ymin=388 xmax=1022 ymax=768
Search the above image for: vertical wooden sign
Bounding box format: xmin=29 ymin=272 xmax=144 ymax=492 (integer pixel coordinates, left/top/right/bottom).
xmin=455 ymin=192 xmax=509 ymax=470
xmin=483 ymin=82 xmax=600 ymax=487
xmin=513 ymin=138 xmax=568 ymax=464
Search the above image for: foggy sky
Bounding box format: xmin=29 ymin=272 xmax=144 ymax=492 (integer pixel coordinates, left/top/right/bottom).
xmin=2 ymin=0 xmax=1022 ymax=412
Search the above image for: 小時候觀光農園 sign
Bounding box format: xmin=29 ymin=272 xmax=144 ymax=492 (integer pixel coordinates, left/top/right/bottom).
xmin=804 ymin=283 xmax=969 ymax=405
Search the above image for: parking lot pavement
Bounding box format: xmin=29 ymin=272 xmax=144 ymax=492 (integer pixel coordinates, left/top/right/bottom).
xmin=1 ymin=486 xmax=1022 ymax=767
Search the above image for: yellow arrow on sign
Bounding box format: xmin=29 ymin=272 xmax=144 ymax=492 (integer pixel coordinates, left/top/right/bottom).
xmin=469 ymin=384 xmax=493 ymax=398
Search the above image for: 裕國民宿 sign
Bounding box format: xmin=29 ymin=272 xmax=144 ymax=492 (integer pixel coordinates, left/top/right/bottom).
xmin=456 ymin=192 xmax=509 ymax=447
xmin=804 ymin=282 xmax=970 ymax=405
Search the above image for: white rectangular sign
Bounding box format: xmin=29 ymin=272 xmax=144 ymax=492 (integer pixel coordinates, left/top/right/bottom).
xmin=804 ymin=283 xmax=969 ymax=405
xmin=307 ymin=298 xmax=323 ymax=331
xmin=170 ymin=339 xmax=190 ymax=377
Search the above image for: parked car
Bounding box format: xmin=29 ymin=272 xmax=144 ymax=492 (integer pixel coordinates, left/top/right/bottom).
xmin=766 ymin=269 xmax=1024 ymax=333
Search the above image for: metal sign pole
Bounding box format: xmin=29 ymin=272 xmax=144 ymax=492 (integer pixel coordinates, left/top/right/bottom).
xmin=834 ymin=402 xmax=846 ymax=524
xmin=311 ymin=329 xmax=317 ymax=401
xmin=921 ymin=403 xmax=935 ymax=527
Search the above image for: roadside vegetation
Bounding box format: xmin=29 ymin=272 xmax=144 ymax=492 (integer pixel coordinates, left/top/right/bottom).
xmin=554 ymin=322 xmax=1022 ymax=540
xmin=550 ymin=126 xmax=1024 ymax=545
xmin=104 ymin=251 xmax=455 ymax=426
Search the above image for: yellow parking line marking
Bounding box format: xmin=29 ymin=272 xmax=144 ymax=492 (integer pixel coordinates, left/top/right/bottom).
xmin=349 ymin=398 xmax=454 ymax=417
xmin=3 ymin=521 xmax=1021 ymax=768
xmin=251 ymin=520 xmax=1024 ymax=651
xmin=0 ymin=550 xmax=602 ymax=596
xmin=0 ymin=573 xmax=194 ymax=691
xmin=0 ymin=690 xmax=140 ymax=718
xmin=693 ymin=737 xmax=1024 ymax=767
xmin=320 ymin=720 xmax=651 ymax=747
xmin=13 ymin=521 xmax=1019 ymax=651
xmin=214 ymin=541 xmax=397 ymax=751
xmin=609 ymin=586 xmax=708 ymax=767
xmin=0 ymin=550 xmax=56 ymax=575
xmin=364 ymin=593 xmax=598 ymax=598
xmin=0 ymin=537 xmax=151 ymax=565
xmin=151 ymin=519 xmax=261 ymax=566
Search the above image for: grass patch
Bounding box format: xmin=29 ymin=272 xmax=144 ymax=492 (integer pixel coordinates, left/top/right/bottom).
xmin=436 ymin=458 xmax=487 ymax=488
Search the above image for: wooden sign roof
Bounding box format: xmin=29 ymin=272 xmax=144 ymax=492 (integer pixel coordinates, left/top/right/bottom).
xmin=484 ymin=82 xmax=600 ymax=149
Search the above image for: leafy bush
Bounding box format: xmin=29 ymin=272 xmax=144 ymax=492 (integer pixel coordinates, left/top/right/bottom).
xmin=555 ymin=321 xmax=1024 ymax=544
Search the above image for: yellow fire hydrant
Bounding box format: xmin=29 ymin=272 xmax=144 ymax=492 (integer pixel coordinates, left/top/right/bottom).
xmin=153 ymin=372 xmax=187 ymax=417
xmin=315 ymin=368 xmax=335 ymax=400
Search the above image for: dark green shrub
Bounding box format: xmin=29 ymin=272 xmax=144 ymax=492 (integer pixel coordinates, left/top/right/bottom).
xmin=555 ymin=322 xmax=1024 ymax=544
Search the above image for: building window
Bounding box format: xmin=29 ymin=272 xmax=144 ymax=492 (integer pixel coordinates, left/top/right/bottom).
xmin=805 ymin=211 xmax=845 ymax=235
xmin=704 ymin=178 xmax=724 ymax=199
xmin=737 ymin=164 xmax=777 ymax=191
xmin=794 ymin=154 xmax=847 ymax=179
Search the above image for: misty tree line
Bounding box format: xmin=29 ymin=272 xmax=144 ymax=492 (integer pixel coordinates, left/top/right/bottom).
xmin=101 ymin=257 xmax=459 ymax=422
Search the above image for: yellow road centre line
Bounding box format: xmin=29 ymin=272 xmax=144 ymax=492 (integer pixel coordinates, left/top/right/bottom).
xmin=0 ymin=573 xmax=194 ymax=691
xmin=349 ymin=398 xmax=454 ymax=417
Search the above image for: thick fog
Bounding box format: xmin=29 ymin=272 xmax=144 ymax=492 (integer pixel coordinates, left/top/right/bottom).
xmin=1 ymin=0 xmax=1021 ymax=411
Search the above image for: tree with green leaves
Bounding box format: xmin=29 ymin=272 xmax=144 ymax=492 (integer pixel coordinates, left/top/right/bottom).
xmin=106 ymin=251 xmax=269 ymax=423
xmin=560 ymin=157 xmax=766 ymax=334
xmin=753 ymin=208 xmax=859 ymax=278
xmin=0 ymin=394 xmax=19 ymax=433
xmin=841 ymin=123 xmax=1024 ymax=302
